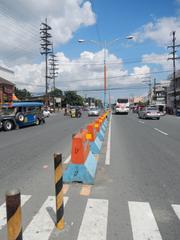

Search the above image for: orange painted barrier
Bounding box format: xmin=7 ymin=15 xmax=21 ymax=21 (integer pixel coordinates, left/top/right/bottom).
xmin=94 ymin=120 xmax=100 ymax=132
xmin=71 ymin=131 xmax=90 ymax=164
xmin=86 ymin=123 xmax=96 ymax=142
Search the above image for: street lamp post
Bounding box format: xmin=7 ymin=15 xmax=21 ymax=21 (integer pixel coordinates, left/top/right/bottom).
xmin=78 ymin=36 xmax=134 ymax=109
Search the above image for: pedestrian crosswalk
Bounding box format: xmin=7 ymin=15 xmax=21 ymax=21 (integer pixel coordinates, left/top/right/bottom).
xmin=129 ymin=201 xmax=163 ymax=240
xmin=0 ymin=195 xmax=180 ymax=239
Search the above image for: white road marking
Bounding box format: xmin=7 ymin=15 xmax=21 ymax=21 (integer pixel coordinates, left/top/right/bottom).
xmin=64 ymin=155 xmax=71 ymax=164
xmin=0 ymin=195 xmax=31 ymax=230
xmin=138 ymin=120 xmax=144 ymax=124
xmin=154 ymin=128 xmax=168 ymax=136
xmin=105 ymin=114 xmax=112 ymax=165
xmin=24 ymin=196 xmax=68 ymax=240
xmin=128 ymin=201 xmax=163 ymax=240
xmin=172 ymin=204 xmax=180 ymax=220
xmin=77 ymin=198 xmax=108 ymax=240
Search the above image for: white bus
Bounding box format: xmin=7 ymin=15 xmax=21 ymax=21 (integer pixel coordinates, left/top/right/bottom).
xmin=114 ymin=98 xmax=129 ymax=114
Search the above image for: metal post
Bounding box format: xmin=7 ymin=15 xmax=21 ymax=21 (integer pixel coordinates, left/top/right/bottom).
xmin=172 ymin=31 xmax=177 ymax=113
xmin=54 ymin=153 xmax=64 ymax=230
xmin=6 ymin=189 xmax=22 ymax=240
xmin=168 ymin=31 xmax=180 ymax=114
xmin=104 ymin=41 xmax=107 ymax=109
xmin=153 ymin=78 xmax=156 ymax=102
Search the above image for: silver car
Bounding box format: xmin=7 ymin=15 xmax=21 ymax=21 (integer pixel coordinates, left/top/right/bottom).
xmin=88 ymin=107 xmax=100 ymax=116
xmin=138 ymin=106 xmax=161 ymax=120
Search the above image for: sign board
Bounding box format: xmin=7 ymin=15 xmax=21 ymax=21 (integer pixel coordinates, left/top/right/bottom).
xmin=55 ymin=97 xmax=61 ymax=103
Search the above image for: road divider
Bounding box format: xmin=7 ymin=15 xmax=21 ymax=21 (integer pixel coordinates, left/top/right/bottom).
xmin=63 ymin=111 xmax=110 ymax=184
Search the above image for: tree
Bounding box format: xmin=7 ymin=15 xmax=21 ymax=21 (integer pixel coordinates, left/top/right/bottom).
xmin=15 ymin=87 xmax=32 ymax=100
xmin=49 ymin=88 xmax=63 ymax=97
xmin=63 ymin=91 xmax=84 ymax=106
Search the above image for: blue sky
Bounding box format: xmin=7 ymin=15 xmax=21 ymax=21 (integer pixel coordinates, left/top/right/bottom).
xmin=0 ymin=0 xmax=180 ymax=102
xmin=54 ymin=0 xmax=180 ymax=101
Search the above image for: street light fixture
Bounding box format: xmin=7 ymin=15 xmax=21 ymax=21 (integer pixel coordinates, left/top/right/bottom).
xmin=78 ymin=36 xmax=134 ymax=109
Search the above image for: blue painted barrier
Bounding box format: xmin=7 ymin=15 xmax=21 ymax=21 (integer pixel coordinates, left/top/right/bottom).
xmin=90 ymin=135 xmax=102 ymax=154
xmin=63 ymin=151 xmax=97 ymax=184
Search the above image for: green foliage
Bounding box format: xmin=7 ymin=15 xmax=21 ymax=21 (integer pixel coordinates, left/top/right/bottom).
xmin=49 ymin=88 xmax=63 ymax=97
xmin=63 ymin=91 xmax=84 ymax=106
xmin=15 ymin=87 xmax=32 ymax=100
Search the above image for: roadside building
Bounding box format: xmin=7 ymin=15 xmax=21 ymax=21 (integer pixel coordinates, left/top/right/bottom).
xmin=167 ymin=70 xmax=180 ymax=113
xmin=0 ymin=66 xmax=15 ymax=107
xmin=129 ymin=96 xmax=145 ymax=105
xmin=150 ymin=81 xmax=170 ymax=114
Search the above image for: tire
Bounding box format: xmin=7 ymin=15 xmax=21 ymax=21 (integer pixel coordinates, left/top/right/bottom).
xmin=3 ymin=120 xmax=14 ymax=131
xmin=15 ymin=113 xmax=25 ymax=122
xmin=35 ymin=118 xmax=40 ymax=125
xmin=157 ymin=117 xmax=160 ymax=120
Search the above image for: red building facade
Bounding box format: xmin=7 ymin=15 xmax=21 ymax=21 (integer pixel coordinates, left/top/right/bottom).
xmin=0 ymin=77 xmax=14 ymax=105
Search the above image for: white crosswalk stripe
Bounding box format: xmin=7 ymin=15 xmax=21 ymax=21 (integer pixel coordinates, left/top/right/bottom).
xmin=23 ymin=196 xmax=68 ymax=240
xmin=77 ymin=198 xmax=108 ymax=240
xmin=128 ymin=201 xmax=163 ymax=240
xmin=0 ymin=194 xmax=31 ymax=230
xmin=2 ymin=195 xmax=180 ymax=240
xmin=172 ymin=204 xmax=180 ymax=220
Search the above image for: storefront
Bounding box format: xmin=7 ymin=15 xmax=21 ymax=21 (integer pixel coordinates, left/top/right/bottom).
xmin=0 ymin=77 xmax=15 ymax=105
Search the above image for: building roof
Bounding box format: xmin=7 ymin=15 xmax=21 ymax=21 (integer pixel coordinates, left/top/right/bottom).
xmin=0 ymin=76 xmax=14 ymax=86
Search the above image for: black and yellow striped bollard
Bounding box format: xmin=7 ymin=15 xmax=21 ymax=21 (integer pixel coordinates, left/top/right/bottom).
xmin=54 ymin=153 xmax=64 ymax=230
xmin=6 ymin=189 xmax=22 ymax=240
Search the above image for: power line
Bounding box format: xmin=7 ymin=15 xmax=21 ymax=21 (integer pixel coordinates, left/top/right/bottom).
xmin=89 ymin=0 xmax=102 ymax=43
xmin=58 ymin=55 xmax=170 ymax=66
xmin=66 ymin=86 xmax=148 ymax=92
xmin=57 ymin=69 xmax=172 ymax=84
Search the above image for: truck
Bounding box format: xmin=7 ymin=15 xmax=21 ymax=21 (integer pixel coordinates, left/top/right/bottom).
xmin=114 ymin=98 xmax=129 ymax=114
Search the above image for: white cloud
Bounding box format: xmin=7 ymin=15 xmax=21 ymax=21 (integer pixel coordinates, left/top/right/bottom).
xmin=0 ymin=0 xmax=96 ymax=64
xmin=8 ymin=50 xmax=145 ymax=93
xmin=5 ymin=49 xmax=155 ymax=97
xmin=142 ymin=53 xmax=170 ymax=69
xmin=133 ymin=17 xmax=180 ymax=46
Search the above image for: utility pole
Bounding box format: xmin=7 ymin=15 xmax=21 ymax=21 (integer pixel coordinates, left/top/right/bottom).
xmin=103 ymin=41 xmax=107 ymax=109
xmin=168 ymin=31 xmax=180 ymax=114
xmin=148 ymin=82 xmax=152 ymax=105
xmin=153 ymin=78 xmax=156 ymax=102
xmin=49 ymin=45 xmax=59 ymax=111
xmin=40 ymin=18 xmax=52 ymax=106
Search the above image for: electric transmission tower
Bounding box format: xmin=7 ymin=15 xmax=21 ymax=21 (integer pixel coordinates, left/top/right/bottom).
xmin=168 ymin=31 xmax=180 ymax=113
xmin=40 ymin=18 xmax=52 ymax=105
xmin=49 ymin=45 xmax=59 ymax=111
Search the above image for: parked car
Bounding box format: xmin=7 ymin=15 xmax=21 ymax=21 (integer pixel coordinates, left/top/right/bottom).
xmin=88 ymin=107 xmax=100 ymax=116
xmin=0 ymin=102 xmax=45 ymax=131
xmin=138 ymin=106 xmax=161 ymax=120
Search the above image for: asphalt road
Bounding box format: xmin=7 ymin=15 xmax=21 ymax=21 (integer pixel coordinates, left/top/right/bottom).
xmin=0 ymin=111 xmax=180 ymax=240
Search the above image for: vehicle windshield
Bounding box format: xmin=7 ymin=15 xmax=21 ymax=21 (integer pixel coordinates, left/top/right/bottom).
xmin=147 ymin=107 xmax=158 ymax=111
xmin=117 ymin=99 xmax=128 ymax=103
xmin=0 ymin=107 xmax=15 ymax=115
